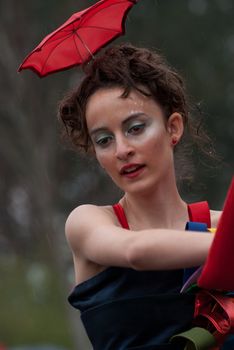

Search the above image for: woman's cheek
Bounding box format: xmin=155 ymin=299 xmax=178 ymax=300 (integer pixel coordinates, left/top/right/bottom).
xmin=132 ymin=123 xmax=165 ymax=146
xmin=95 ymin=150 xmax=112 ymax=170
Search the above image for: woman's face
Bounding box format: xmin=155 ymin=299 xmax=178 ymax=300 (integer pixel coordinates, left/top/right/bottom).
xmin=86 ymin=87 xmax=181 ymax=194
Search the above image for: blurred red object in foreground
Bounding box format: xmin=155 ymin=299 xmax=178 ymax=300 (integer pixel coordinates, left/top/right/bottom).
xmin=198 ymin=177 xmax=234 ymax=291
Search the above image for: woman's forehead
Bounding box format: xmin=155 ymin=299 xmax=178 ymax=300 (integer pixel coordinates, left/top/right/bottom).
xmin=85 ymin=87 xmax=165 ymax=132
xmin=86 ymin=87 xmax=160 ymax=117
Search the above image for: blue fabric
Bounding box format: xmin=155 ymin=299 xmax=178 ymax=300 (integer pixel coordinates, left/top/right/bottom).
xmin=69 ymin=267 xmax=196 ymax=349
xmin=183 ymin=222 xmax=208 ymax=285
xmin=185 ymin=222 xmax=208 ymax=232
xmin=69 ymin=267 xmax=183 ymax=312
xmin=221 ymin=335 xmax=234 ymax=349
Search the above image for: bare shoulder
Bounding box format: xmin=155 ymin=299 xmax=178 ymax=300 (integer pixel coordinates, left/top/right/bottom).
xmin=210 ymin=209 xmax=222 ymax=227
xmin=65 ymin=204 xmax=118 ymax=253
xmin=66 ymin=204 xmax=118 ymax=229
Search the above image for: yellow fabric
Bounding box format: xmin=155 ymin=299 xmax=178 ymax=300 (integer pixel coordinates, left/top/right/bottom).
xmin=208 ymin=228 xmax=216 ymax=234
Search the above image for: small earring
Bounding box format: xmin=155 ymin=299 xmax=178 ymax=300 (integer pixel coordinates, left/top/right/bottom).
xmin=171 ymin=137 xmax=177 ymax=146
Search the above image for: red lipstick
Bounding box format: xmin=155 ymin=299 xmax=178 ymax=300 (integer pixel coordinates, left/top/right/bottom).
xmin=120 ymin=163 xmax=145 ymax=178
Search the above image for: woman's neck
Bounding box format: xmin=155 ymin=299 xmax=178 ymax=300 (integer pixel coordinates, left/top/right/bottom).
xmin=120 ymin=176 xmax=188 ymax=231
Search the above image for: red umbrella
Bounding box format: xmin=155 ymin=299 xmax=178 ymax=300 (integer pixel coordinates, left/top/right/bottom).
xmin=18 ymin=0 xmax=137 ymax=78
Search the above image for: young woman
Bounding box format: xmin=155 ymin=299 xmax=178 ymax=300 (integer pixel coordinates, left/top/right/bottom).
xmin=59 ymin=43 xmax=221 ymax=349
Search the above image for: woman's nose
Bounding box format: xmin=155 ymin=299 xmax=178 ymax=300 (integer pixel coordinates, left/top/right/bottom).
xmin=115 ymin=136 xmax=135 ymax=160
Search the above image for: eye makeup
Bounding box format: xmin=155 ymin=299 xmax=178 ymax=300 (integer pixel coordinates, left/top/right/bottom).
xmin=90 ymin=112 xmax=152 ymax=147
xmin=94 ymin=131 xmax=113 ymax=147
xmin=126 ymin=121 xmax=146 ymax=135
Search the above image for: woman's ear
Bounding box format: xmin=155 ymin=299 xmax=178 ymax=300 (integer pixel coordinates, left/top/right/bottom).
xmin=166 ymin=112 xmax=184 ymax=146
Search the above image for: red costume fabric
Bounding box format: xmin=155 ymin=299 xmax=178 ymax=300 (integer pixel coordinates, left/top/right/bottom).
xmin=198 ymin=177 xmax=234 ymax=291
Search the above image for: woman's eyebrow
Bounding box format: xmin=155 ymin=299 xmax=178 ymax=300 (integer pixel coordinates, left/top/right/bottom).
xmin=122 ymin=112 xmax=146 ymax=126
xmin=89 ymin=126 xmax=109 ymax=137
xmin=90 ymin=112 xmax=146 ymax=136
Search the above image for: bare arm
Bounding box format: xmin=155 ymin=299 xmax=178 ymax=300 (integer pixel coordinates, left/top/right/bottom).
xmin=66 ymin=204 xmax=214 ymax=271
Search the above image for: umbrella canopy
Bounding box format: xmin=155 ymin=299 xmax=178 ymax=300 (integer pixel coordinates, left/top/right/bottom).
xmin=18 ymin=0 xmax=137 ymax=77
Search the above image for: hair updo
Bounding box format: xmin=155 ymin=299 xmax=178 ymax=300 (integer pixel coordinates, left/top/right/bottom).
xmin=58 ymin=43 xmax=216 ymax=183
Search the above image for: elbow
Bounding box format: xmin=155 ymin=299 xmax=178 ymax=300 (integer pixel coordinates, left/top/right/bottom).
xmin=126 ymin=231 xmax=163 ymax=270
xmin=127 ymin=240 xmax=148 ymax=271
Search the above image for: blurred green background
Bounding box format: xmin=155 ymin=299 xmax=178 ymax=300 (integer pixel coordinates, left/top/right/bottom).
xmin=0 ymin=0 xmax=233 ymax=349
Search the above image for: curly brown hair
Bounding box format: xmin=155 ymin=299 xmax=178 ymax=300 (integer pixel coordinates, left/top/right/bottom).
xmin=58 ymin=43 xmax=216 ymax=183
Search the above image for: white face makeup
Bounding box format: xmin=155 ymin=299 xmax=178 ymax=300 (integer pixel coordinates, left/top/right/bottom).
xmin=91 ymin=112 xmax=157 ymax=149
xmin=85 ymin=87 xmax=175 ymax=194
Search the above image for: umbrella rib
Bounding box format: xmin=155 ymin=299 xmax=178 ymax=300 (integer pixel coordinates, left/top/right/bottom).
xmin=39 ymin=0 xmax=130 ymax=53
xmin=41 ymin=1 xmax=124 ymax=49
xmin=38 ymin=30 xmax=74 ymax=48
xmin=40 ymin=33 xmax=77 ymax=74
xmin=78 ymin=0 xmax=130 ymax=27
xmin=72 ymin=33 xmax=88 ymax=62
xmin=78 ymin=25 xmax=119 ymax=33
xmin=41 ymin=27 xmax=95 ymax=72
xmin=74 ymin=31 xmax=94 ymax=59
xmin=39 ymin=25 xmax=118 ymax=50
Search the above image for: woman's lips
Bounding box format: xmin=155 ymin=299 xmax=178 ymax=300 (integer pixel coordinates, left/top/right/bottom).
xmin=120 ymin=164 xmax=145 ymax=178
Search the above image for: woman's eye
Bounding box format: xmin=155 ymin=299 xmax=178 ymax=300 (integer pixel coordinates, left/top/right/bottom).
xmin=128 ymin=123 xmax=145 ymax=135
xmin=96 ymin=136 xmax=113 ymax=147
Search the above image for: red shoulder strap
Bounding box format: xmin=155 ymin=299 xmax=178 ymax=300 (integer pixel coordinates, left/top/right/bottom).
xmin=113 ymin=201 xmax=211 ymax=229
xmin=112 ymin=204 xmax=130 ymax=229
xmin=187 ymin=201 xmax=211 ymax=227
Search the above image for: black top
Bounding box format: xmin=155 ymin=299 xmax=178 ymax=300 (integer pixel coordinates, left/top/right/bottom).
xmin=68 ymin=266 xmax=195 ymax=349
xmin=68 ymin=203 xmax=209 ymax=349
